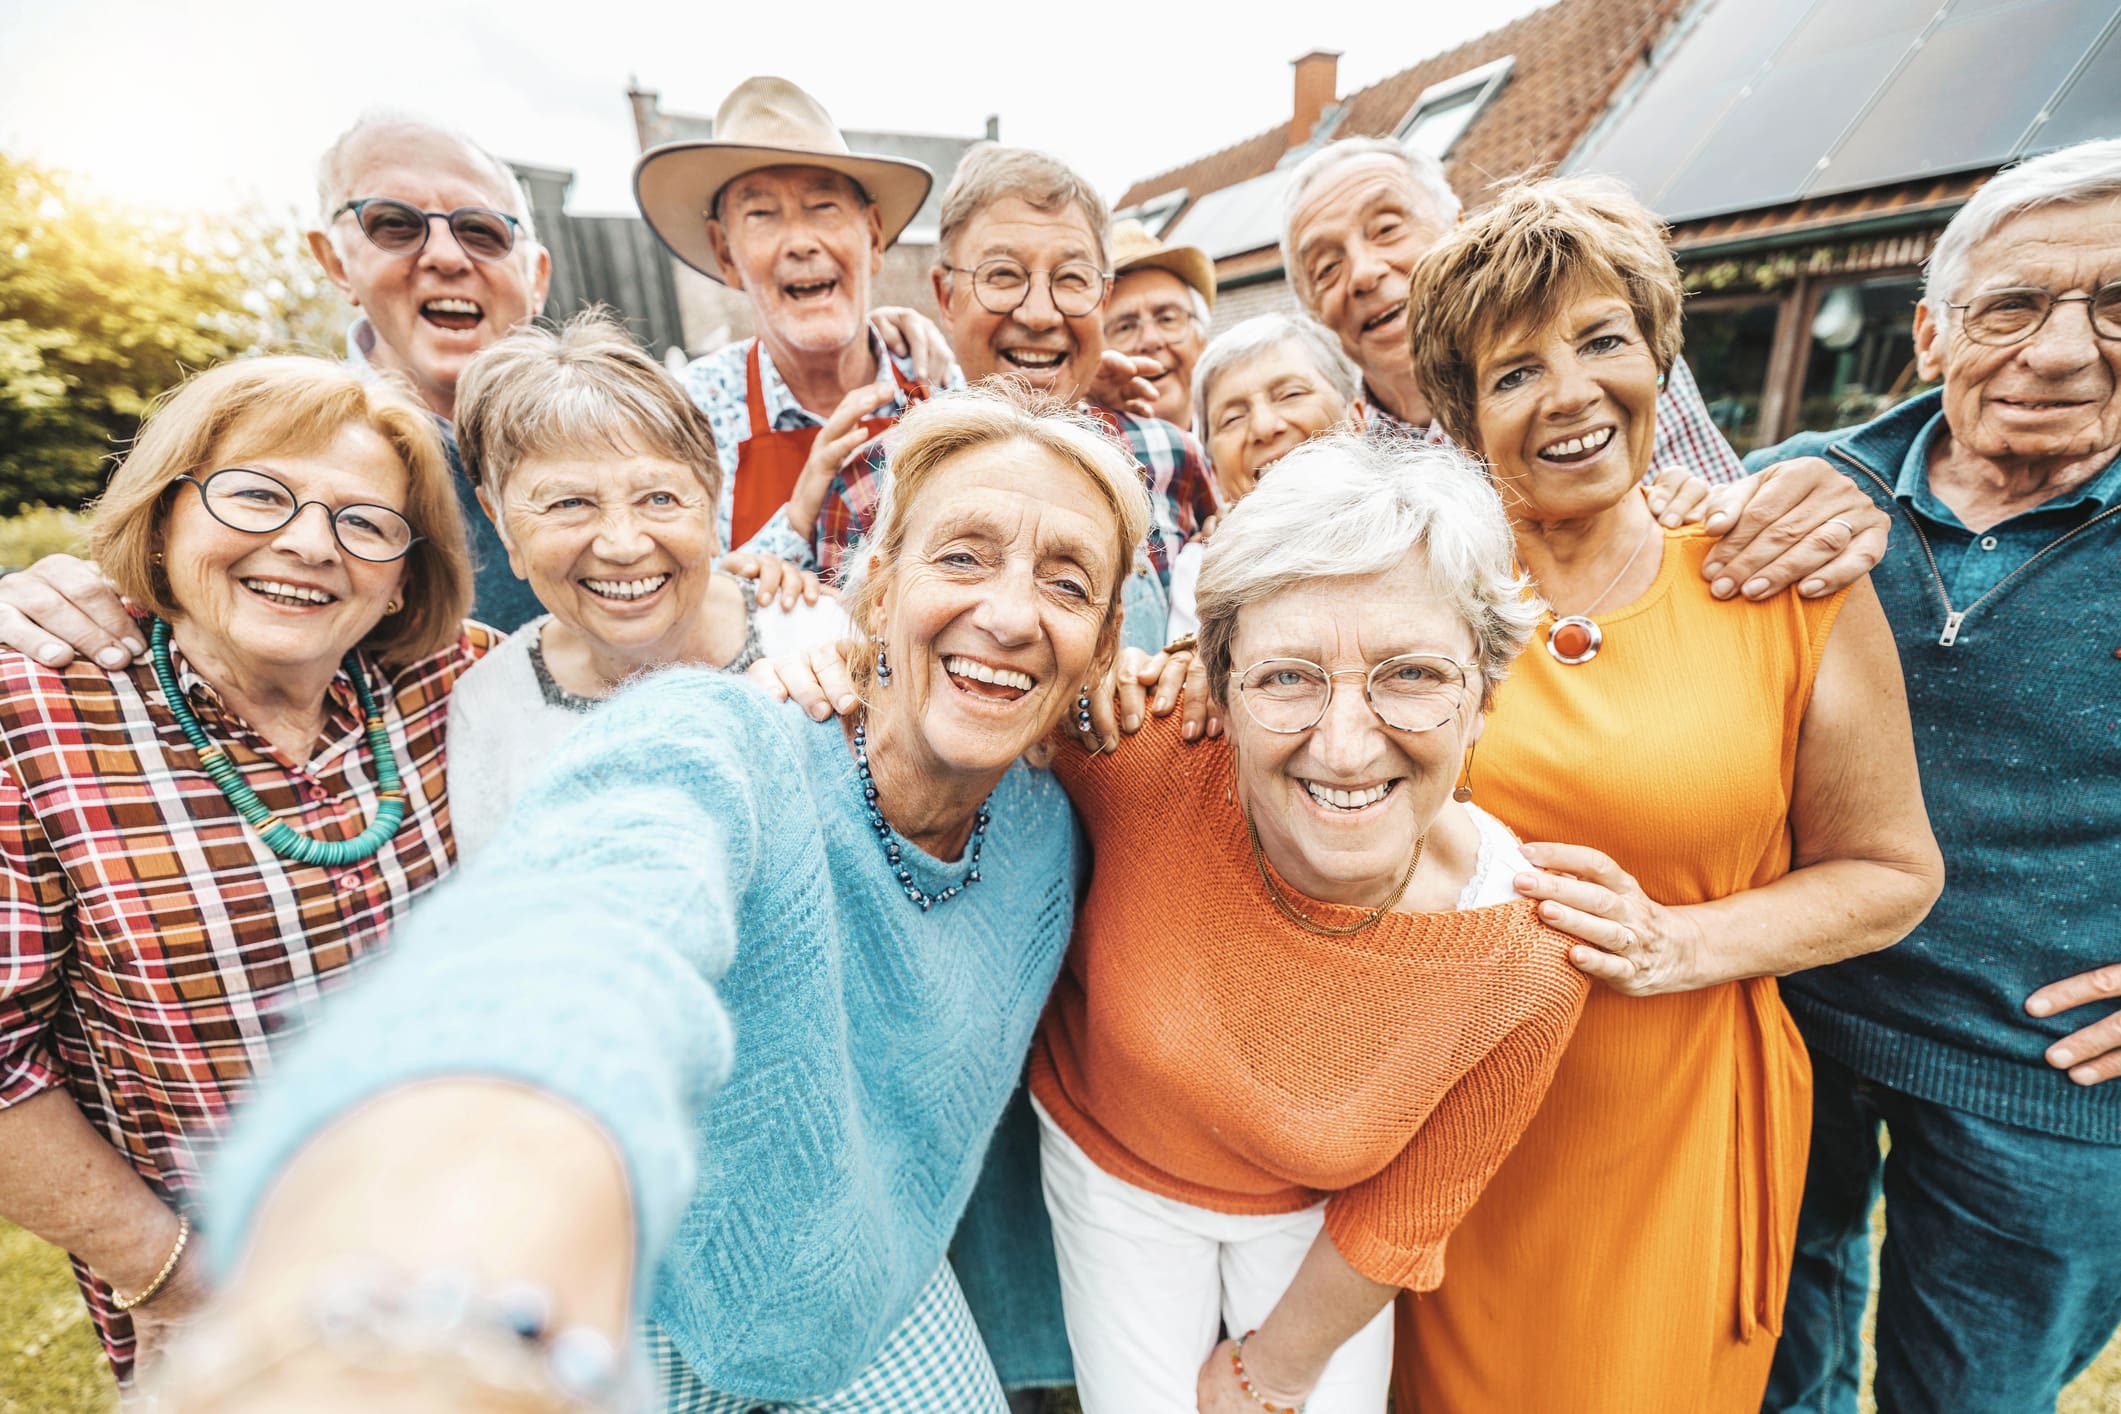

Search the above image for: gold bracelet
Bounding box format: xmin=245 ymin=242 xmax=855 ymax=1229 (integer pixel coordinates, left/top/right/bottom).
xmin=111 ymin=1214 xmax=190 ymax=1312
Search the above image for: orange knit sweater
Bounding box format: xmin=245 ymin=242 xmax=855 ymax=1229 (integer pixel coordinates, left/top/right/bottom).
xmin=1028 ymin=711 xmax=1589 ymax=1290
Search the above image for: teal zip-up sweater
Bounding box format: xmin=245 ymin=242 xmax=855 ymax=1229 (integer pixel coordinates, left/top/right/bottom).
xmin=1749 ymin=391 xmax=2121 ymax=1142
xmin=206 ymin=670 xmax=1080 ymax=1398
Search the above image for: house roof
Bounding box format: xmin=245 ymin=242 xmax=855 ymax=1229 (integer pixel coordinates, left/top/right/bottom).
xmin=1570 ymin=0 xmax=2121 ymax=225
xmin=1117 ymin=0 xmax=1694 ymax=256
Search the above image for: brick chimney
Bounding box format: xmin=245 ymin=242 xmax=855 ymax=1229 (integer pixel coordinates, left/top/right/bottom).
xmin=1289 ymin=50 xmax=1341 ymax=149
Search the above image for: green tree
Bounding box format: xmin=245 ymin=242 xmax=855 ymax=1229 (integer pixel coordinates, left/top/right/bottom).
xmin=0 ymin=153 xmax=348 ymax=511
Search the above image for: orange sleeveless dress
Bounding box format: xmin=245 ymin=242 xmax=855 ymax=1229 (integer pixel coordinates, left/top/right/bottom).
xmin=1394 ymin=527 xmax=1848 ymax=1413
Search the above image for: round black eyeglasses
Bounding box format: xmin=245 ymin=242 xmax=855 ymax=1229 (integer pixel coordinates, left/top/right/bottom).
xmin=178 ymin=469 xmax=422 ymax=563
xmin=334 ymin=197 xmax=523 ymax=261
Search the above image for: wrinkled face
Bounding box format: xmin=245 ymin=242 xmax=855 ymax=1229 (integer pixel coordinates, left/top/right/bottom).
xmin=1227 ymin=550 xmax=1482 ymax=906
xmin=1287 ymin=156 xmax=1452 ymax=384
xmin=314 ymin=129 xmax=551 ymax=415
xmin=709 ymin=166 xmax=885 ymax=358
xmin=495 ymin=451 xmax=717 ymax=656
xmin=874 ymin=439 xmax=1121 ymax=782
xmin=161 ymin=421 xmax=411 ymax=684
xmin=1916 ymin=194 xmax=2121 ymax=466
xmin=1203 ymin=339 xmax=1352 ymax=500
xmin=934 ymin=197 xmax=1107 ymax=402
xmin=1105 ymin=268 xmax=1207 ymax=425
xmin=1471 ymin=290 xmax=1660 ymax=524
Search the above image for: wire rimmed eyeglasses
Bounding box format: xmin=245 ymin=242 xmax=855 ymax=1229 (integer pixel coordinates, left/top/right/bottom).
xmin=1230 ymin=654 xmax=1474 ymax=735
xmin=177 ymin=469 xmax=422 ymax=563
xmin=940 ymin=258 xmax=1113 ymax=317
xmin=1945 ymin=281 xmax=2121 ymax=347
xmin=333 ymin=197 xmax=524 ymax=262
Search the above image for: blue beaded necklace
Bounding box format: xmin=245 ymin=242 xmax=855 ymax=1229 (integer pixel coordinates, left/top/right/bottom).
xmin=852 ymin=715 xmax=990 ymax=912
xmin=150 ymin=617 xmax=408 ymax=868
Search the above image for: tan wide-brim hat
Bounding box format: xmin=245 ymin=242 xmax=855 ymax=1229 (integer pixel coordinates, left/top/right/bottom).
xmin=1109 ymin=219 xmax=1216 ymax=311
xmin=635 ymin=76 xmax=934 ymax=284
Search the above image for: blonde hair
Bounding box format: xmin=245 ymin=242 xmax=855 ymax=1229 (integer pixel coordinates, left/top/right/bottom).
xmin=1407 ymin=176 xmax=1683 ymax=449
xmin=1196 ymin=431 xmax=1538 ymax=710
xmin=840 ymin=383 xmax=1150 ymax=698
xmin=90 ymin=357 xmax=472 ymax=666
xmin=454 ymin=311 xmax=724 ymax=517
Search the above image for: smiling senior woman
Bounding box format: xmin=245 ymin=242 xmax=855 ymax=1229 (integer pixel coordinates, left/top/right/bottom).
xmin=1389 ymin=177 xmax=1944 ymax=1414
xmin=154 ymin=384 xmax=1149 ymax=1412
xmin=1027 ymin=433 xmax=1587 ymax=1414
xmin=444 ymin=313 xmax=847 ymax=861
xmin=0 ymin=356 xmax=477 ymax=1385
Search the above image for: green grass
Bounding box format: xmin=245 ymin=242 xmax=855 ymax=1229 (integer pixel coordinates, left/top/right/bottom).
xmin=0 ymin=1218 xmax=2113 ymax=1412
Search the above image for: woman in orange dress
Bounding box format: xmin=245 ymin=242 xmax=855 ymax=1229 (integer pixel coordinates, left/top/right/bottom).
xmin=1384 ymin=178 xmax=1946 ymax=1412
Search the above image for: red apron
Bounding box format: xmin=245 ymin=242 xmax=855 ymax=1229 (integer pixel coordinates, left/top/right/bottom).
xmin=729 ymin=341 xmax=927 ymax=549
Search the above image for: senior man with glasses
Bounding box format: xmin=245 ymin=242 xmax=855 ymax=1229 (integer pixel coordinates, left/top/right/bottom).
xmin=1102 ymin=220 xmax=1216 ymax=431
xmin=1755 ymin=137 xmax=2121 ymax=1414
xmin=803 ymin=144 xmax=1217 ymax=638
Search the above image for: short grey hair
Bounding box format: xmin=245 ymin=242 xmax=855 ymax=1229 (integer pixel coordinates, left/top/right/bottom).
xmin=315 ymin=111 xmax=540 ymax=249
xmin=936 ymin=143 xmax=1111 ymax=273
xmin=1192 ymin=313 xmax=1362 ymax=436
xmin=1196 ymin=431 xmax=1539 ymax=709
xmin=1925 ymin=137 xmax=2121 ymax=320
xmin=1279 ymin=138 xmax=1461 ymax=294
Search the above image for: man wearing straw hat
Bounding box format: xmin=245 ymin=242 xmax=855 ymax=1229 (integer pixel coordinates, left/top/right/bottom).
xmin=1103 ymin=220 xmax=1216 ymax=431
xmin=637 ymin=76 xmax=960 ymax=569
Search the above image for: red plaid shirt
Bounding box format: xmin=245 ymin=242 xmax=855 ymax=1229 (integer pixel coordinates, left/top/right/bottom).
xmin=0 ymin=621 xmax=492 ymax=1378
xmin=813 ymin=405 xmax=1220 ymax=584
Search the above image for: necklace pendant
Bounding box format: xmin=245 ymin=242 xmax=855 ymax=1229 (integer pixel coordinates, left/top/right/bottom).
xmin=1547 ymin=615 xmax=1603 ymax=665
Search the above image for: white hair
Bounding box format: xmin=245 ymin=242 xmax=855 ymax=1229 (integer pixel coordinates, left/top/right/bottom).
xmin=315 ymin=110 xmax=541 ymax=253
xmin=1192 ymin=313 xmax=1362 ymax=435
xmin=1195 ymin=430 xmax=1538 ymax=707
xmin=1925 ymin=137 xmax=2121 ymax=320
xmin=1279 ymin=138 xmax=1462 ymax=294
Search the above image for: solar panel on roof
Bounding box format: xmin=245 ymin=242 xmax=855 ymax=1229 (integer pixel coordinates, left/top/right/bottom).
xmin=1567 ymin=0 xmax=2121 ymax=222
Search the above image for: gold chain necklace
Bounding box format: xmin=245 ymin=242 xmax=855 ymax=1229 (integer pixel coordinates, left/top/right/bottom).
xmin=1246 ymin=811 xmax=1425 ymax=937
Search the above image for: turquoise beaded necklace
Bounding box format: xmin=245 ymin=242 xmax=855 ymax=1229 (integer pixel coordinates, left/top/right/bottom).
xmin=149 ymin=617 xmax=408 ymax=868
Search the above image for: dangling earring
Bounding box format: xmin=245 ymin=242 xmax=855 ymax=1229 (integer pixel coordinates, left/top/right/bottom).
xmin=1076 ymin=686 xmax=1093 ymax=735
xmin=875 ymin=638 xmax=892 ymax=686
xmin=1452 ymin=741 xmax=1478 ymax=803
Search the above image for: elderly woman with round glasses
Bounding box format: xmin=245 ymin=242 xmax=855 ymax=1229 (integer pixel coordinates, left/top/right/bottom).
xmin=0 ymin=356 xmax=477 ymax=1387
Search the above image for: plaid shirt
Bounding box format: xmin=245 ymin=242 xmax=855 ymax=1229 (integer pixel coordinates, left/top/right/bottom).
xmin=1363 ymin=354 xmax=1746 ymax=485
xmin=0 ymin=622 xmax=492 ymax=1378
xmin=679 ymin=330 xmax=963 ymax=568
xmin=813 ymin=405 xmax=1220 ymax=585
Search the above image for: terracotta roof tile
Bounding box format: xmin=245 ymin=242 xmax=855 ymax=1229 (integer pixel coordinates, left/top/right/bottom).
xmin=1119 ymin=0 xmax=1690 ymax=231
xmin=1668 ymin=170 xmax=1993 ymax=251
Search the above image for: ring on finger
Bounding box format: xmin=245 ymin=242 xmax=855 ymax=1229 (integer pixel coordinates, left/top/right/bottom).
xmin=1825 ymin=516 xmax=1857 ymax=539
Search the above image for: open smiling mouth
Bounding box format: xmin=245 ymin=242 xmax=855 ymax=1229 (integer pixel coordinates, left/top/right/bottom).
xmin=1302 ymin=778 xmax=1400 ymax=812
xmin=944 ymin=655 xmax=1035 ymax=702
xmin=1362 ymin=301 xmax=1407 ymax=335
xmin=783 ymin=278 xmax=838 ymax=303
xmin=1538 ymin=426 xmax=1615 ymax=464
xmin=422 ymin=297 xmax=483 ymax=332
xmin=243 ymin=577 xmax=338 ymax=608
xmin=581 ymin=574 xmax=670 ymax=602
xmin=999 ymin=348 xmax=1066 ymax=373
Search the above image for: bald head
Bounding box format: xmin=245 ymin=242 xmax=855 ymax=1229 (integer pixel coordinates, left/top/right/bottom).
xmin=316 ymin=113 xmax=536 ymax=242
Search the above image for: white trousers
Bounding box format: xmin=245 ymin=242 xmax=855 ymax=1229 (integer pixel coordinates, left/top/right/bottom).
xmin=1032 ymin=1098 xmax=1393 ymax=1414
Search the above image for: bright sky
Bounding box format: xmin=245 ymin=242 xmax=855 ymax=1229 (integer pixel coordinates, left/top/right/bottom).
xmin=0 ymin=0 xmax=1549 ymax=220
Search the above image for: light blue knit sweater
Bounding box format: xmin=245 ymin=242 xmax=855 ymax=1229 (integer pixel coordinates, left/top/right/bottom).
xmin=206 ymin=670 xmax=1081 ymax=1400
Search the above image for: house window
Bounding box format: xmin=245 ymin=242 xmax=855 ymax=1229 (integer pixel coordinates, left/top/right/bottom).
xmin=1396 ymin=56 xmax=1514 ymax=159
xmin=1795 ymin=274 xmax=1933 ymax=435
xmin=1685 ymin=297 xmax=1782 ymax=454
xmin=1116 ymin=189 xmax=1188 ymax=239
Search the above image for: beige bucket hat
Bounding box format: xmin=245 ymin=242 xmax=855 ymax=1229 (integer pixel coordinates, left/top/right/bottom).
xmin=635 ymin=76 xmax=934 ymax=284
xmin=1109 ymin=219 xmax=1217 ymax=311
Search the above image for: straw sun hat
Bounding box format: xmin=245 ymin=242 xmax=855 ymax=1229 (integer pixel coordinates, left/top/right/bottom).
xmin=635 ymin=76 xmax=934 ymax=284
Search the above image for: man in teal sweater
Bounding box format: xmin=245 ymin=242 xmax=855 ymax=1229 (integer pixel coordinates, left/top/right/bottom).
xmin=1757 ymin=139 xmax=2121 ymax=1414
